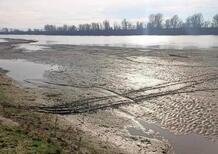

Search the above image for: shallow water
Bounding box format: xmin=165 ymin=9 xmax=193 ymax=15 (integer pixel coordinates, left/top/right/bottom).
xmin=16 ymin=44 xmax=47 ymax=52
xmin=0 ymin=59 xmax=58 ymax=82
xmin=127 ymin=119 xmax=218 ymax=154
xmin=0 ymin=36 xmax=217 ymax=154
xmin=0 ymin=35 xmax=218 ymax=49
xmin=0 ymin=39 xmax=7 ymax=42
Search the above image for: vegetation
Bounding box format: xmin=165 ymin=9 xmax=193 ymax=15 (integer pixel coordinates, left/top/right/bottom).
xmin=0 ymin=74 xmax=123 ymax=154
xmin=0 ymin=88 xmax=62 ymax=154
xmin=0 ymin=126 xmax=61 ymax=154
xmin=1 ymin=13 xmax=218 ymax=35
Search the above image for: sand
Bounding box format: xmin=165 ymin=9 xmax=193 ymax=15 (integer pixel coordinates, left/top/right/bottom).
xmin=0 ymin=38 xmax=217 ymax=154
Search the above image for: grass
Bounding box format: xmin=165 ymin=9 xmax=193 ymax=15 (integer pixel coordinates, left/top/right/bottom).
xmin=0 ymin=125 xmax=61 ymax=154
xmin=0 ymin=76 xmax=121 ymax=154
xmin=0 ymin=89 xmax=7 ymax=104
xmin=0 ymin=89 xmax=111 ymax=154
xmin=0 ymin=88 xmax=62 ymax=154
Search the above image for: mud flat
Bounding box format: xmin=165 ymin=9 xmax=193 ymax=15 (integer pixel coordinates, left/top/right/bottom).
xmin=0 ymin=38 xmax=218 ymax=154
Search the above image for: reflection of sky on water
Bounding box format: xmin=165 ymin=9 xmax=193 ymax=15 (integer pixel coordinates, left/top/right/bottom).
xmin=119 ymin=110 xmax=218 ymax=154
xmin=0 ymin=35 xmax=218 ymax=49
xmin=0 ymin=39 xmax=7 ymax=42
xmin=16 ymin=44 xmax=48 ymax=52
xmin=128 ymin=119 xmax=218 ymax=154
xmin=0 ymin=59 xmax=59 ymax=81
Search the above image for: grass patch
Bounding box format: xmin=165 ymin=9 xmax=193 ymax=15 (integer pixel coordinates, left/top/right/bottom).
xmin=0 ymin=87 xmax=62 ymax=154
xmin=0 ymin=89 xmax=7 ymax=104
xmin=0 ymin=125 xmax=62 ymax=154
xmin=0 ymin=77 xmax=121 ymax=154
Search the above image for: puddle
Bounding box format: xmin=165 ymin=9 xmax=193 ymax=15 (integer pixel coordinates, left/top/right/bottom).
xmin=0 ymin=39 xmax=7 ymax=42
xmin=0 ymin=59 xmax=59 ymax=82
xmin=120 ymin=72 xmax=163 ymax=90
xmin=127 ymin=119 xmax=218 ymax=154
xmin=16 ymin=44 xmax=48 ymax=52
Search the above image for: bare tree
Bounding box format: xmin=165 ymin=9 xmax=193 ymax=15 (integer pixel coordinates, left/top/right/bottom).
xmin=212 ymin=14 xmax=218 ymax=27
xmin=127 ymin=22 xmax=134 ymax=30
xmin=121 ymin=19 xmax=128 ymax=30
xmin=113 ymin=22 xmax=121 ymax=30
xmin=147 ymin=13 xmax=163 ymax=29
xmin=186 ymin=13 xmax=204 ymax=28
xmin=170 ymin=15 xmax=182 ymax=28
xmin=78 ymin=24 xmax=91 ymax=31
xmin=44 ymin=25 xmax=56 ymax=32
xmin=2 ymin=12 xmax=218 ymax=35
xmin=203 ymin=21 xmax=211 ymax=28
xmin=1 ymin=28 xmax=9 ymax=33
xmin=68 ymin=25 xmax=77 ymax=32
xmin=136 ymin=22 xmax=144 ymax=30
xmin=165 ymin=19 xmax=171 ymax=29
xmin=147 ymin=14 xmax=155 ymax=29
xmin=91 ymin=22 xmax=100 ymax=31
xmin=103 ymin=20 xmax=111 ymax=31
xmin=155 ymin=13 xmax=163 ymax=28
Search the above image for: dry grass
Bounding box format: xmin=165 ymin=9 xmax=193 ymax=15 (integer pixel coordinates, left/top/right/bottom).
xmin=0 ymin=73 xmax=122 ymax=154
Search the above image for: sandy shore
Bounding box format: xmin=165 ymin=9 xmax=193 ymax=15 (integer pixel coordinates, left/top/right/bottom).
xmin=0 ymin=38 xmax=218 ymax=154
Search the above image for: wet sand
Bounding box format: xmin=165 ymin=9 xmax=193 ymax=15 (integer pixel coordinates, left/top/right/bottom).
xmin=0 ymin=38 xmax=217 ymax=154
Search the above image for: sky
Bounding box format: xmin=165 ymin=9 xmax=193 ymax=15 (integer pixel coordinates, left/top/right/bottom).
xmin=0 ymin=0 xmax=217 ymax=29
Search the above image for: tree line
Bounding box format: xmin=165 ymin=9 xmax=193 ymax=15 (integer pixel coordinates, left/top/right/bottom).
xmin=1 ymin=13 xmax=218 ymax=35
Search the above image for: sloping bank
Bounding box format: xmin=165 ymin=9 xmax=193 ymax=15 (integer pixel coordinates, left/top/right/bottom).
xmin=0 ymin=39 xmax=172 ymax=154
xmin=0 ymin=69 xmax=127 ymax=154
xmin=0 ymin=69 xmax=171 ymax=154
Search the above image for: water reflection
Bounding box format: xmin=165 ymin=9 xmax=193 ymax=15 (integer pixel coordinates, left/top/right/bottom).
xmin=16 ymin=44 xmax=48 ymax=52
xmin=0 ymin=35 xmax=218 ymax=49
xmin=128 ymin=119 xmax=218 ymax=154
xmin=0 ymin=59 xmax=58 ymax=82
xmin=0 ymin=39 xmax=7 ymax=42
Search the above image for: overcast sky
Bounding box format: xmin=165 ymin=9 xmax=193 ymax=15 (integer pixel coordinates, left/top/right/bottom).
xmin=0 ymin=0 xmax=217 ymax=29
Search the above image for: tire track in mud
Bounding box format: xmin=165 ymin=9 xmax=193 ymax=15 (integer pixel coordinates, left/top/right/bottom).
xmin=124 ymin=72 xmax=218 ymax=95
xmin=123 ymin=57 xmax=216 ymax=68
xmin=28 ymin=72 xmax=218 ymax=115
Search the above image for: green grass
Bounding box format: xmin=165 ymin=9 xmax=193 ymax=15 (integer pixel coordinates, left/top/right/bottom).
xmin=0 ymin=89 xmax=7 ymax=104
xmin=0 ymin=84 xmax=119 ymax=154
xmin=0 ymin=125 xmax=62 ymax=154
xmin=0 ymin=88 xmax=62 ymax=154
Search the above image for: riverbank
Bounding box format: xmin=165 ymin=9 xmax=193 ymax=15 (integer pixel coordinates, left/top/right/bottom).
xmin=0 ymin=37 xmax=217 ymax=154
xmin=0 ymin=71 xmax=133 ymax=154
xmin=0 ymin=39 xmax=172 ymax=153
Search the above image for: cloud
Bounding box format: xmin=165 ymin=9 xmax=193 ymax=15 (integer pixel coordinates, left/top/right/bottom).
xmin=0 ymin=0 xmax=217 ymax=28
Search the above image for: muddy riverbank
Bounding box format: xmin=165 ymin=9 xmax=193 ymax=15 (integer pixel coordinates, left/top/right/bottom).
xmin=0 ymin=38 xmax=218 ymax=154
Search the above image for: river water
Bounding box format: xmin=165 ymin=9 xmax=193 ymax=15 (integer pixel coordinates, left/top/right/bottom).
xmin=0 ymin=35 xmax=217 ymax=154
xmin=0 ymin=35 xmax=218 ymax=49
